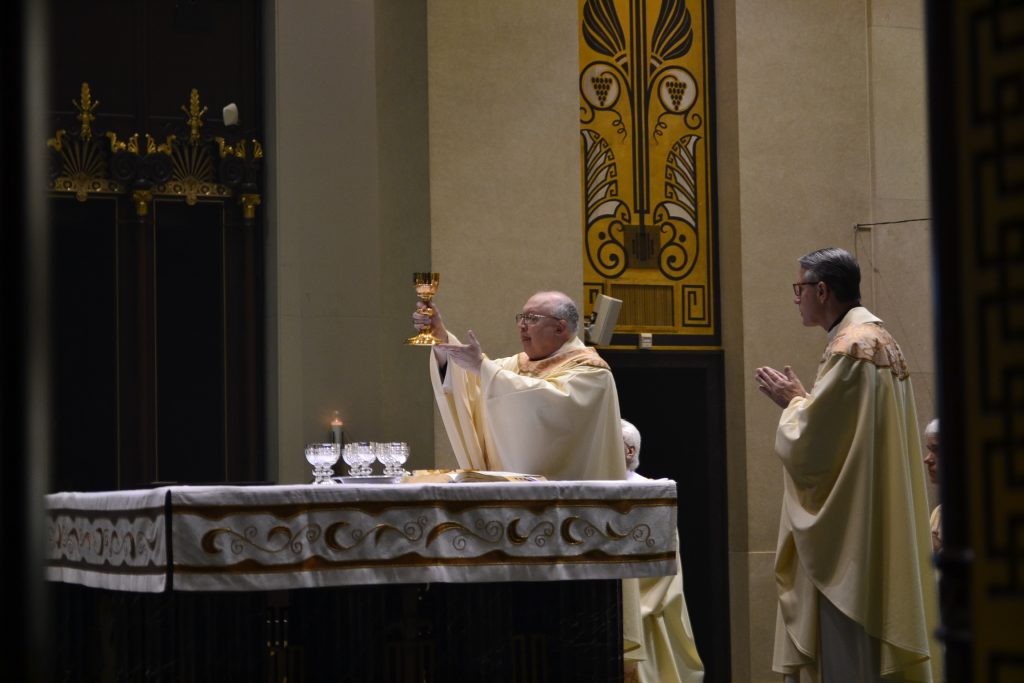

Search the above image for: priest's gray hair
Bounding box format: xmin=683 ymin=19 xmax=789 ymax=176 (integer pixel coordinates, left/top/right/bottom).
xmin=798 ymin=247 xmax=862 ymax=304
xmin=924 ymin=418 xmax=939 ymax=438
xmin=621 ymin=419 xmax=641 ymax=472
xmin=549 ymin=294 xmax=580 ymax=334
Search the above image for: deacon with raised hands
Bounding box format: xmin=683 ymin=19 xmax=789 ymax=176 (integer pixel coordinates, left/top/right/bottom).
xmin=754 ymin=247 xmax=939 ymax=682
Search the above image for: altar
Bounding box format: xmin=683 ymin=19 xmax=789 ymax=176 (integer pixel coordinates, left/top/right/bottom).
xmin=47 ymin=479 xmax=678 ymax=682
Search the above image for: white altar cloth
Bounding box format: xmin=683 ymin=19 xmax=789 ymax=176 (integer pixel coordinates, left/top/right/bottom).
xmin=46 ymin=480 xmax=678 ymax=592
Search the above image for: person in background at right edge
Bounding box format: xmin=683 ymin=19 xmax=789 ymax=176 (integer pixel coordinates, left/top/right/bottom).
xmin=923 ymin=418 xmax=942 ymax=554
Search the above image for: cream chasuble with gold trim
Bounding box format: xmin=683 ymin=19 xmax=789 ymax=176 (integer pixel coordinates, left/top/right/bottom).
xmin=772 ymin=307 xmax=939 ymax=682
xmin=429 ymin=335 xmax=645 ymax=659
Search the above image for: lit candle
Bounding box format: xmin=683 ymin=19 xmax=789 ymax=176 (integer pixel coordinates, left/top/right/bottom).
xmin=330 ymin=412 xmax=344 ymax=445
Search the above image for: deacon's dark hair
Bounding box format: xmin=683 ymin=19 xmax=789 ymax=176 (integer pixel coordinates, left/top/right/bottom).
xmin=798 ymin=247 xmax=861 ymax=304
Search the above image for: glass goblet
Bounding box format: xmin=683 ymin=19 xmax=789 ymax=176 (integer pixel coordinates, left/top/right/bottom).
xmin=341 ymin=443 xmax=355 ymax=477
xmin=305 ymin=443 xmax=341 ymax=484
xmin=381 ymin=442 xmax=409 ymax=477
xmin=373 ymin=441 xmax=390 ymax=470
xmin=375 ymin=442 xmax=395 ymax=475
xmin=346 ymin=441 xmax=375 ymax=477
xmin=358 ymin=442 xmax=378 ymax=476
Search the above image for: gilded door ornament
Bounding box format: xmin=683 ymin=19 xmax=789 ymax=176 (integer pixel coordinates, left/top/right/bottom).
xmin=182 ymin=88 xmax=208 ymax=144
xmin=47 ymin=127 xmax=125 ymax=200
xmin=72 ymin=82 xmax=99 ymax=141
xmin=47 ymin=82 xmax=125 ymax=200
xmin=579 ymin=0 xmax=717 ymax=344
xmin=239 ymin=193 xmax=262 ymax=220
xmin=46 ymin=83 xmax=264 ymax=211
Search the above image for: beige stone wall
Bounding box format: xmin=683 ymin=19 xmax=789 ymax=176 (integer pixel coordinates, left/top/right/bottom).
xmin=265 ymin=0 xmax=582 ymax=478
xmin=719 ymin=0 xmax=931 ymax=679
xmin=863 ymin=1 xmax=936 ymax=506
xmin=426 ymin=0 xmax=585 ymax=467
xmin=265 ymin=0 xmax=433 ymax=483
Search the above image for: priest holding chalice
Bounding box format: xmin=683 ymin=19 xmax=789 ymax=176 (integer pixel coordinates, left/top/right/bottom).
xmin=412 ymin=288 xmax=648 ymax=675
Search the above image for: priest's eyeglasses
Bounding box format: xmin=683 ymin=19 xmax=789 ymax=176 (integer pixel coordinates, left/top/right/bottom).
xmin=792 ymin=281 xmax=819 ymax=297
xmin=515 ymin=313 xmax=561 ymax=326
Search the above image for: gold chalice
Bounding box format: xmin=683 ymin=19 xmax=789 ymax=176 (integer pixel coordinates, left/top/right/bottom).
xmin=406 ymin=272 xmax=443 ymax=346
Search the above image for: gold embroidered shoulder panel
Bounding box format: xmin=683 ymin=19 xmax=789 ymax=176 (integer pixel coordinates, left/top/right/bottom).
xmin=825 ymin=322 xmax=910 ymax=380
xmin=516 ymin=347 xmax=610 ymax=378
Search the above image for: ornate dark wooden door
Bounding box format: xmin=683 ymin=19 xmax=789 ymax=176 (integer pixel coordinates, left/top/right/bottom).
xmin=46 ymin=0 xmax=265 ymax=490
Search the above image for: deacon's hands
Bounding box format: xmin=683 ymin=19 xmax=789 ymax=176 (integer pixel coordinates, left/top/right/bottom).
xmin=437 ymin=330 xmax=484 ymax=374
xmin=755 ymin=365 xmax=808 ymax=409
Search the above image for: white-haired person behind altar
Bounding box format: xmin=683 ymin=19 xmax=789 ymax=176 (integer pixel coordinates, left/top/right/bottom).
xmin=620 ymin=418 xmax=704 ymax=683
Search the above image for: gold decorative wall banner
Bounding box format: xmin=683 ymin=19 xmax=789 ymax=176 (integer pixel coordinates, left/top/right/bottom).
xmin=579 ymin=0 xmax=717 ymax=347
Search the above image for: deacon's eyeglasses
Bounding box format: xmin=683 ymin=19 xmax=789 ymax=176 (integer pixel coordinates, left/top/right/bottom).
xmin=515 ymin=313 xmax=562 ymax=326
xmin=792 ymin=281 xmax=819 ymax=297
